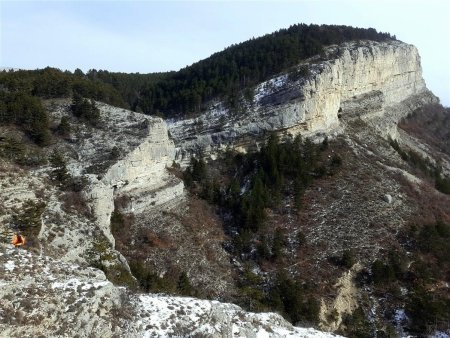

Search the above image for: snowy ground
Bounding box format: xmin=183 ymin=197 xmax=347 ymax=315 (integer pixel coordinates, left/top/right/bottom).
xmin=0 ymin=245 xmax=344 ymax=337
xmin=136 ymin=294 xmax=342 ymax=338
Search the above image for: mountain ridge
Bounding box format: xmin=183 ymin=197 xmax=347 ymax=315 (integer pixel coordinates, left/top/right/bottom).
xmin=168 ymin=39 xmax=433 ymax=163
xmin=1 ymin=24 xmax=449 ymax=337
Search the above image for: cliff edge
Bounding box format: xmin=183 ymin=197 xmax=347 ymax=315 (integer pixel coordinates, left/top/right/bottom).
xmin=169 ymin=40 xmax=436 ymax=162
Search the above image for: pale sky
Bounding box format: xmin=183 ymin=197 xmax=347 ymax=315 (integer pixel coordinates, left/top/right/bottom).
xmin=1 ymin=0 xmax=449 ymax=105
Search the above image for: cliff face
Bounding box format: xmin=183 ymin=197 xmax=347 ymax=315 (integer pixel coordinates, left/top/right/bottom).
xmin=1 ymin=38 xmax=447 ymax=338
xmin=87 ymin=110 xmax=183 ymax=244
xmin=0 ymin=102 xmax=184 ymax=268
xmin=169 ymin=40 xmax=433 ymax=162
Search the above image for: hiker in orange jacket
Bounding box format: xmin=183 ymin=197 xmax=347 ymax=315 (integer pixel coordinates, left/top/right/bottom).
xmin=12 ymin=233 xmax=26 ymax=247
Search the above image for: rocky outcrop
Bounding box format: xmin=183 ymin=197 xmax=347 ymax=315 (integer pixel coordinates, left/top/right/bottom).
xmin=0 ymin=245 xmax=342 ymax=338
xmin=85 ymin=107 xmax=184 ymax=244
xmin=168 ymin=40 xmax=433 ymax=163
xmin=0 ymin=102 xmax=184 ymax=267
xmin=0 ymin=245 xmax=129 ymax=337
xmin=319 ymin=264 xmax=362 ymax=331
xmin=136 ymin=293 xmax=343 ymax=338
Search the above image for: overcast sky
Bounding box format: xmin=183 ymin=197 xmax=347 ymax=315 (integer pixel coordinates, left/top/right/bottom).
xmin=1 ymin=0 xmax=449 ymax=105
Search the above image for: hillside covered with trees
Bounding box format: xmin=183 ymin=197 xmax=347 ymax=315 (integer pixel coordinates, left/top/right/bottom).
xmin=0 ymin=24 xmax=395 ymax=152
xmin=136 ymin=24 xmax=395 ymax=117
xmin=1 ymin=24 xmax=395 ymax=129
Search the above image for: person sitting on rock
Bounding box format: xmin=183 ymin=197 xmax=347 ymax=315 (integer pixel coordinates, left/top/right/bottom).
xmin=12 ymin=233 xmax=26 ymax=247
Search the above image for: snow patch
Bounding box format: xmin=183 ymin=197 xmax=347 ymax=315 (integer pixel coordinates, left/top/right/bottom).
xmin=51 ymin=278 xmax=110 ymax=290
xmin=394 ymin=309 xmax=407 ymax=323
xmin=430 ymin=332 xmax=450 ymax=338
xmin=4 ymin=260 xmax=15 ymax=272
xmin=254 ymin=74 xmax=288 ymax=103
xmin=136 ymin=294 xmax=343 ymax=338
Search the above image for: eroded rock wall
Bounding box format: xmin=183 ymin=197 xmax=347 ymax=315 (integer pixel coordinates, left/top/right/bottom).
xmin=169 ymin=40 xmax=430 ymax=163
xmin=1 ymin=102 xmax=185 ymax=265
xmin=88 ymin=115 xmax=183 ymax=244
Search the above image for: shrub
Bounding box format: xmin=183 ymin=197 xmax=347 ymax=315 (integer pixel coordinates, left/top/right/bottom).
xmin=110 ymin=146 xmax=120 ymax=160
xmin=389 ymin=138 xmax=409 ymax=161
xmin=371 ymin=259 xmax=395 ymax=285
xmin=271 ymin=228 xmax=285 ymax=260
xmin=342 ymin=307 xmax=371 ymax=338
xmin=271 ymin=271 xmax=319 ymax=325
xmin=331 ymin=154 xmax=342 ymax=167
xmin=256 ymin=235 xmax=271 ymax=261
xmin=236 ymin=267 xmax=267 ymax=312
xmin=0 ymin=137 xmax=26 ymax=163
xmin=12 ymin=199 xmax=46 ymax=230
xmin=57 ymin=116 xmax=71 ymax=136
xmin=288 ymin=65 xmax=310 ymax=82
xmin=406 ymin=286 xmax=450 ymax=334
xmin=177 ymin=272 xmax=194 ymax=296
xmin=49 ymin=150 xmax=72 ymax=188
xmin=110 ymin=210 xmax=125 ymax=234
xmin=341 ymin=250 xmax=355 ymax=268
xmin=0 ymin=92 xmax=51 ymax=146
xmin=416 ymin=221 xmax=450 ymax=266
xmin=129 ymin=260 xmax=198 ymax=296
xmin=11 ymin=199 xmax=46 ymax=247
xmin=297 ymin=231 xmax=306 ymax=247
xmin=435 ymin=175 xmax=450 ymax=195
xmin=60 ymin=191 xmax=92 ymax=219
xmin=183 ymin=156 xmax=207 ymax=187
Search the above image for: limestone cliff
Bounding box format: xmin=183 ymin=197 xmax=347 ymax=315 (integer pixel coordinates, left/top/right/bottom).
xmin=1 ymin=36 xmax=447 ymax=338
xmin=0 ymin=101 xmax=184 ymax=268
xmin=168 ymin=40 xmax=435 ymax=162
xmin=85 ymin=106 xmax=183 ymax=245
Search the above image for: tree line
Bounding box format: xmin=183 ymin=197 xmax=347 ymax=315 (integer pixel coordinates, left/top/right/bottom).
xmin=137 ymin=24 xmax=395 ymax=117
xmin=1 ymin=24 xmax=395 ymax=123
xmin=0 ymin=67 xmax=127 ymax=107
xmin=1 ymin=24 xmax=395 ymax=150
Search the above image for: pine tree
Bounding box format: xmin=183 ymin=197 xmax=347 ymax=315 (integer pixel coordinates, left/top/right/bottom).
xmin=49 ymin=151 xmax=71 ymax=187
xmin=57 ymin=116 xmax=71 ymax=136
xmin=272 ymin=228 xmax=285 ymax=260
xmin=177 ymin=272 xmax=193 ymax=296
xmin=71 ymin=93 xmax=100 ymax=126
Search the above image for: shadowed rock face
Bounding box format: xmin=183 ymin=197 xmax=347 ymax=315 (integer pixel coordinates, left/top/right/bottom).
xmin=168 ymin=40 xmax=429 ymax=163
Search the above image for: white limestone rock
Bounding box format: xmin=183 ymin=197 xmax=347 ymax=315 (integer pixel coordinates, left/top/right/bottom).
xmin=383 ymin=194 xmax=393 ymax=204
xmin=0 ymin=102 xmax=185 ymax=266
xmin=0 ymin=246 xmax=342 ymax=338
xmin=168 ymin=40 xmax=433 ymax=163
xmin=0 ymin=246 xmax=131 ymax=338
xmin=84 ymin=108 xmax=183 ymax=244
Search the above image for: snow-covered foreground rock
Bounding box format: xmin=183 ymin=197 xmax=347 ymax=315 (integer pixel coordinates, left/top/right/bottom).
xmin=0 ymin=245 xmax=343 ymax=338
xmin=0 ymin=245 xmax=131 ymax=337
xmin=136 ymin=294 xmax=341 ymax=338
